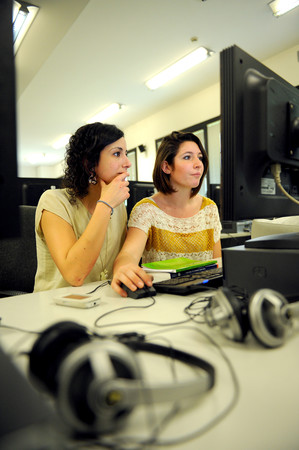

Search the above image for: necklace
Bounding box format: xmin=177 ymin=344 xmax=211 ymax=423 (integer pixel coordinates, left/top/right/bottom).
xmin=99 ymin=228 xmax=109 ymax=280
xmin=80 ymin=196 xmax=109 ymax=280
xmin=86 ymin=198 xmax=109 ymax=280
xmin=100 ymin=269 xmax=108 ymax=281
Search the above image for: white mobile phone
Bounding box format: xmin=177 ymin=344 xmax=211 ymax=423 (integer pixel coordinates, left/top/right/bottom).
xmin=54 ymin=293 xmax=101 ymax=309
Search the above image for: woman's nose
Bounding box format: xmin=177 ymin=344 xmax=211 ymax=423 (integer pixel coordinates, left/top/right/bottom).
xmin=124 ymin=155 xmax=132 ymax=168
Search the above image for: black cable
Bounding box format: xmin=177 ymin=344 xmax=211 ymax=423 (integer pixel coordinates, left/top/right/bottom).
xmin=94 ymin=317 xmax=192 ymax=330
xmin=0 ymin=323 xmax=41 ymax=335
xmin=86 ymin=281 xmax=110 ymax=294
xmin=93 ymin=296 xmax=156 ymax=328
xmin=184 ymin=295 xmax=212 ymax=323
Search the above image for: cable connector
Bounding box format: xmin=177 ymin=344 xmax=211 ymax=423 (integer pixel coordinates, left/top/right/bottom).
xmin=270 ymin=163 xmax=281 ymax=184
xmin=270 ymin=162 xmax=299 ymax=205
xmin=114 ymin=332 xmax=146 ymax=343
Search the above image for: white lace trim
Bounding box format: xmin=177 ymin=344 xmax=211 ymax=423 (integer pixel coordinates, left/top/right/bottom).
xmin=129 ymin=197 xmax=221 ymax=243
xmin=142 ymin=248 xmax=214 ymax=264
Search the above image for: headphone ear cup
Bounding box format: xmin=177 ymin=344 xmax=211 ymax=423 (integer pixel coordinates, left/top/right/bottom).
xmin=248 ymin=289 xmax=290 ymax=348
xmin=56 ymin=340 xmax=142 ymax=435
xmin=29 ymin=321 xmax=91 ymax=395
xmin=206 ymin=287 xmax=249 ymax=342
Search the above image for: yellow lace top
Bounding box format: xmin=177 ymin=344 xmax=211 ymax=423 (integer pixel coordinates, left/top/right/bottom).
xmin=128 ymin=196 xmax=221 ymax=263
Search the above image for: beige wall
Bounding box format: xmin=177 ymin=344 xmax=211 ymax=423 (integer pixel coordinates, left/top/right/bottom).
xmin=20 ymin=43 xmax=299 ymax=180
xmin=125 ymin=83 xmax=220 ymax=181
xmin=264 ymin=44 xmax=299 ymax=86
xmin=125 ymin=43 xmax=299 ymax=182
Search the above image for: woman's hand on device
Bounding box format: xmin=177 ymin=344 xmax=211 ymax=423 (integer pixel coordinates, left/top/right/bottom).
xmin=111 ymin=264 xmax=153 ymax=297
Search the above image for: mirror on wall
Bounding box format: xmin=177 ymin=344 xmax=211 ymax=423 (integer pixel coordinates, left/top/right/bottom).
xmin=127 ymin=148 xmax=138 ymax=181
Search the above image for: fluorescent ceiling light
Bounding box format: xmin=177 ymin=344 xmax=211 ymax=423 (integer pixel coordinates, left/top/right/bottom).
xmin=24 ymin=153 xmax=62 ymax=166
xmin=268 ymin=0 xmax=299 ymax=16
xmin=87 ymin=103 xmax=123 ymax=123
xmin=52 ymin=134 xmax=71 ymax=150
xmin=13 ymin=1 xmax=39 ymax=54
xmin=145 ymin=46 xmax=214 ymax=90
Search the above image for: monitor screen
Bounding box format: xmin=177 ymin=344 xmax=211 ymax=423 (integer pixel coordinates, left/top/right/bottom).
xmin=220 ymin=45 xmax=299 ymax=233
xmin=0 ymin=0 xmax=20 ymax=238
xmin=209 ymin=183 xmax=221 ymax=212
xmin=127 ymin=181 xmax=155 ymax=218
xmin=19 ymin=178 xmax=63 ymax=206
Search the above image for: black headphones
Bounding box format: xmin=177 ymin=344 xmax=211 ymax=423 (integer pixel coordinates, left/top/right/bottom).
xmin=204 ymin=287 xmax=299 ymax=348
xmin=29 ymin=321 xmax=215 ymax=435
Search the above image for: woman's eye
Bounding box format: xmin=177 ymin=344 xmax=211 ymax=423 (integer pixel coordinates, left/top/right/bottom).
xmin=113 ymin=151 xmax=121 ymax=157
xmin=183 ymin=155 xmax=190 ymax=160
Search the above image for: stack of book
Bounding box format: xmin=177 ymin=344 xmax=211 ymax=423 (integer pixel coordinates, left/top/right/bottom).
xmin=142 ymin=257 xmax=218 ymax=278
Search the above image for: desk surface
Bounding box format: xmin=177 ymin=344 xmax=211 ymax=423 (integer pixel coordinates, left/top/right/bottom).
xmin=1 ymin=280 xmax=299 ymax=450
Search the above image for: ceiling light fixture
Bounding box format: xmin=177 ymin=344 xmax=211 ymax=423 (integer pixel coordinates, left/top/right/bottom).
xmin=87 ymin=103 xmax=123 ymax=123
xmin=145 ymin=46 xmax=214 ymax=90
xmin=25 ymin=153 xmax=62 ymax=166
xmin=268 ymin=0 xmax=299 ymax=16
xmin=52 ymin=134 xmax=71 ymax=150
xmin=13 ymin=1 xmax=39 ymax=54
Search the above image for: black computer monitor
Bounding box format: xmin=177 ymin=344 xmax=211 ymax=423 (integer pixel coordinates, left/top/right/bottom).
xmin=127 ymin=181 xmax=155 ymax=218
xmin=0 ymin=0 xmax=20 ymax=238
xmin=209 ymin=183 xmax=221 ymax=212
xmin=220 ymin=45 xmax=299 ymax=233
xmin=19 ymin=177 xmax=63 ymax=206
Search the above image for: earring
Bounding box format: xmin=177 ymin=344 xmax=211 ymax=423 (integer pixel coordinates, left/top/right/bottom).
xmin=88 ymin=169 xmax=97 ymax=185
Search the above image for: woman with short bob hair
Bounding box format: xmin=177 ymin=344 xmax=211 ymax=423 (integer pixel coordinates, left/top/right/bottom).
xmin=153 ymin=131 xmax=208 ymax=196
xmin=112 ymin=130 xmax=221 ymax=298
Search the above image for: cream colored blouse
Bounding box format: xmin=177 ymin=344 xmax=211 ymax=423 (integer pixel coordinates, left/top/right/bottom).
xmin=34 ymin=188 xmax=127 ymax=292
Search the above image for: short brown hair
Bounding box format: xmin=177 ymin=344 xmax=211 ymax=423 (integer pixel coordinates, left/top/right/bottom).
xmin=153 ymin=131 xmax=209 ymax=197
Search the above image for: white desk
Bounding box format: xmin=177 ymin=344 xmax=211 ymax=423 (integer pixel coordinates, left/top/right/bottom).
xmin=1 ymin=281 xmax=299 ymax=450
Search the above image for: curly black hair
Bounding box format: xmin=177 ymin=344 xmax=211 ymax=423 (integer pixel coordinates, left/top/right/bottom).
xmin=63 ymin=122 xmax=124 ymax=201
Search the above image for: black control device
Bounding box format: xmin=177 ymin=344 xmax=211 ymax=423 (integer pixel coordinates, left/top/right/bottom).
xmin=121 ymin=283 xmax=157 ymax=299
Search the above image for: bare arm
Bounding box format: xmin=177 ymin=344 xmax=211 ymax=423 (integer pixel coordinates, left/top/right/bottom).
xmin=41 ymin=173 xmax=129 ymax=286
xmin=41 ymin=204 xmax=111 ymax=286
xmin=111 ymin=227 xmax=153 ymax=297
xmin=213 ymin=239 xmax=222 ymax=259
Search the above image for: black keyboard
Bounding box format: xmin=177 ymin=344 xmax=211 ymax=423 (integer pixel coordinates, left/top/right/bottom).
xmin=153 ymin=267 xmax=223 ymax=295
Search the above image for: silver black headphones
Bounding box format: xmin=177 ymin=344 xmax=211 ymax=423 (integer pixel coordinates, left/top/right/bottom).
xmin=29 ymin=321 xmax=215 ymax=435
xmin=204 ymin=287 xmax=299 ymax=348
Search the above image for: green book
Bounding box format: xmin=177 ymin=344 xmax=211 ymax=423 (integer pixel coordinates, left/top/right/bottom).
xmin=142 ymin=257 xmax=217 ymax=273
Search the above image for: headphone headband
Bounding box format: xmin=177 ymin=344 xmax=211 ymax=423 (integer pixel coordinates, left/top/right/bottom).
xmin=123 ymin=339 xmax=215 ymax=387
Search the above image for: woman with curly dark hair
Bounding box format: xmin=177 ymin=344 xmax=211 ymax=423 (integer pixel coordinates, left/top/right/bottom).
xmin=34 ymin=122 xmax=131 ymax=291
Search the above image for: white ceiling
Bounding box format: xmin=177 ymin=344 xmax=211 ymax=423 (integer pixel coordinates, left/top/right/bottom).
xmin=16 ymin=0 xmax=299 ymax=167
